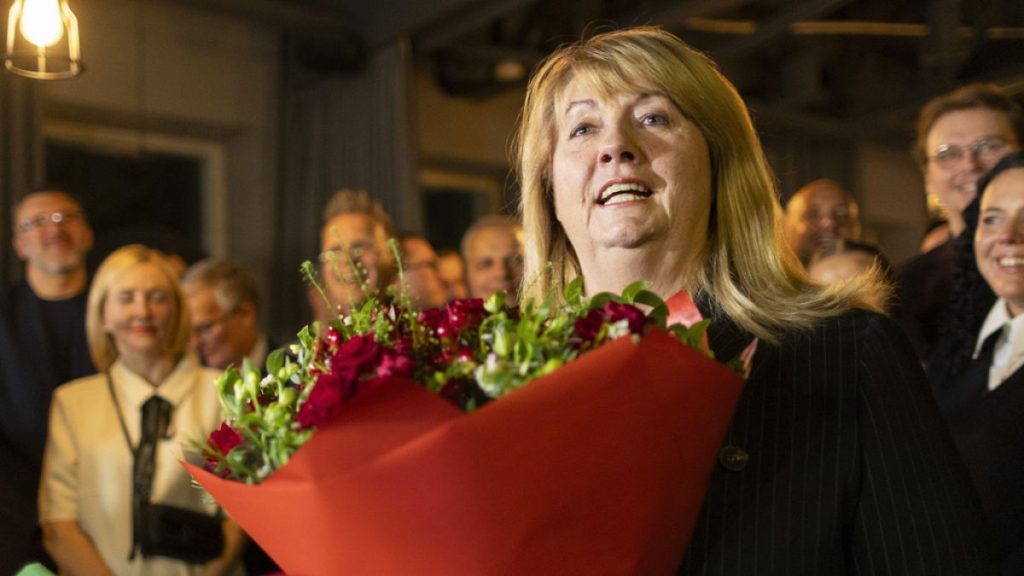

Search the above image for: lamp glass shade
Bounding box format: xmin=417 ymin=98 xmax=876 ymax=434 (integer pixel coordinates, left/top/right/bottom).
xmin=4 ymin=0 xmax=82 ymax=79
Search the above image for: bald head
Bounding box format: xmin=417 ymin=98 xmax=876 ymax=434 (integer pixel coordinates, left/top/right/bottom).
xmin=783 ymin=179 xmax=861 ymax=265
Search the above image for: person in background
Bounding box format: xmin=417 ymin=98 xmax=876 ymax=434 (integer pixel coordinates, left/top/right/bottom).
xmin=182 ymin=258 xmax=280 ymax=575
xmin=514 ymin=26 xmax=994 ymax=573
xmin=895 ymin=84 xmax=1023 ymax=360
xmin=182 ymin=259 xmax=274 ymax=371
xmin=437 ymin=249 xmax=469 ymax=301
xmin=39 ymin=244 xmax=242 ymax=575
xmin=461 ymin=215 xmax=524 ymax=305
xmin=807 ymin=239 xmax=894 ymax=312
xmin=782 ymin=178 xmax=862 ymax=266
xmin=397 ymin=233 xmax=448 ymax=310
xmin=926 ymin=152 xmax=1024 ymax=574
xmin=0 ymin=188 xmax=96 ymax=573
xmin=316 ymin=189 xmax=396 ymax=324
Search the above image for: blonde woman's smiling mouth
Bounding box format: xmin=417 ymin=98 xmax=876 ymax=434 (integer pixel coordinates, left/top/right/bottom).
xmin=597 ymin=181 xmax=653 ymax=206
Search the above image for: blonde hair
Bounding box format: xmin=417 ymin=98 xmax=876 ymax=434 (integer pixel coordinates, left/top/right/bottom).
xmin=86 ymin=244 xmax=191 ymax=371
xmin=512 ymin=26 xmax=879 ymax=343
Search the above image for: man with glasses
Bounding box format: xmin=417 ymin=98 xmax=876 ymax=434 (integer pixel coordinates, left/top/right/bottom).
xmin=182 ymin=259 xmax=272 ymax=371
xmin=782 ymin=178 xmax=862 ymax=266
xmin=0 ymin=188 xmax=95 ymax=573
xmin=315 ymin=189 xmax=396 ymax=324
xmin=181 ymin=258 xmax=280 ymax=574
xmin=461 ymin=215 xmax=525 ymax=306
xmin=895 ymin=84 xmax=1024 ymax=359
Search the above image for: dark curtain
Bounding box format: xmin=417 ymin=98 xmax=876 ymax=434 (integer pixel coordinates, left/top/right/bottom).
xmin=0 ymin=72 xmax=43 ymax=286
xmin=271 ymin=37 xmax=418 ymax=340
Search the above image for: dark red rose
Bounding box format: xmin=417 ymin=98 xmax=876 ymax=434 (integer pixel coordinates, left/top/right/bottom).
xmin=377 ymin=348 xmax=415 ymax=379
xmin=602 ymin=301 xmax=646 ymax=334
xmin=417 ymin=307 xmax=447 ymax=333
xmin=296 ymin=371 xmax=345 ymax=428
xmin=393 ymin=336 xmax=414 ymax=356
xmin=573 ymin=309 xmax=605 ymax=343
xmin=331 ymin=334 xmax=382 ymax=377
xmin=446 ymin=298 xmax=485 ymax=333
xmin=208 ymin=422 xmax=243 ymax=456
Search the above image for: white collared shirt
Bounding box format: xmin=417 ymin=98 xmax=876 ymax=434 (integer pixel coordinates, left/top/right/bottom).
xmin=973 ymin=298 xmax=1024 ymax=391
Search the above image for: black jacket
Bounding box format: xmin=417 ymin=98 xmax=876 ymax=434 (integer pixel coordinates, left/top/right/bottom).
xmin=679 ymin=308 xmax=995 ymax=575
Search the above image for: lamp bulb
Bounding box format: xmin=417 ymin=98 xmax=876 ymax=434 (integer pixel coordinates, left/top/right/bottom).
xmin=19 ymin=0 xmax=65 ymax=48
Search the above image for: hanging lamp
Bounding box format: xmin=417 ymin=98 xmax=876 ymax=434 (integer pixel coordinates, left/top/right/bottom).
xmin=4 ymin=0 xmax=82 ymax=79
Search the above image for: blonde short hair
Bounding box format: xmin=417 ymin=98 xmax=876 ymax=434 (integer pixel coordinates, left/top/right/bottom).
xmin=86 ymin=244 xmax=191 ymax=371
xmin=512 ymin=27 xmax=878 ymax=342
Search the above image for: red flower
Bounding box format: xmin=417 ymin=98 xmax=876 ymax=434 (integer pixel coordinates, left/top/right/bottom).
xmin=446 ymin=298 xmax=485 ymax=332
xmin=297 ymin=371 xmax=346 ymax=428
xmin=208 ymin=422 xmax=244 ymax=455
xmin=205 ymin=422 xmax=245 ymax=476
xmin=573 ymin=310 xmax=605 ymax=344
xmin=298 ymin=335 xmax=390 ymax=429
xmin=573 ymin=302 xmax=647 ymax=345
xmin=331 ymin=334 xmax=383 ymax=376
xmin=418 ymin=308 xmax=450 ymax=339
xmin=602 ymin=301 xmax=646 ymax=334
xmin=377 ymin=349 xmax=415 ymax=379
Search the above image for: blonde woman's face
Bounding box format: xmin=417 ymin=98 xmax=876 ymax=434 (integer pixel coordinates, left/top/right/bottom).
xmin=549 ymin=77 xmax=712 ymax=267
xmin=102 ymin=262 xmax=177 ymax=358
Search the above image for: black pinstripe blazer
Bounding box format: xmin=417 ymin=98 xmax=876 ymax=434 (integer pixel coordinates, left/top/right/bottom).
xmin=678 ymin=308 xmax=996 ymax=575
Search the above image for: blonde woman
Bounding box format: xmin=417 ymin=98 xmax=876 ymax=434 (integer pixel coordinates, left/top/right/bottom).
xmin=514 ymin=27 xmax=994 ymax=573
xmin=39 ymin=244 xmax=242 ymax=575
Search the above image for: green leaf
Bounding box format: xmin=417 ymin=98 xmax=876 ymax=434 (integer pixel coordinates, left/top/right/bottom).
xmin=563 ymin=277 xmax=584 ymax=306
xmin=588 ymin=291 xmax=619 ymax=311
xmin=632 ymin=290 xmax=669 ymax=327
xmin=620 ymin=280 xmax=651 ymax=304
xmin=265 ymin=348 xmax=285 ymax=377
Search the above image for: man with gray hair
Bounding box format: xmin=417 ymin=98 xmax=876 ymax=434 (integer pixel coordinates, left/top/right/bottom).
xmin=183 ymin=259 xmax=271 ymax=370
xmin=461 ymin=214 xmax=524 ymax=306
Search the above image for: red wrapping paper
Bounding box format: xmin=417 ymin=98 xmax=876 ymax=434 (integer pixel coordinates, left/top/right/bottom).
xmin=186 ymin=330 xmax=743 ymax=575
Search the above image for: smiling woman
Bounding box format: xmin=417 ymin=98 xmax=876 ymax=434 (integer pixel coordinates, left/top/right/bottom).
xmin=550 ymin=87 xmax=711 ymax=297
xmin=514 ymin=26 xmax=996 ymax=574
xmin=38 ymin=244 xmax=245 ymax=575
xmin=923 ymin=151 xmax=1024 ymax=573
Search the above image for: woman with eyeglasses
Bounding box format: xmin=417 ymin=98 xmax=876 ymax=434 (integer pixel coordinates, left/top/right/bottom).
xmin=894 ymin=84 xmax=1023 ymax=361
xmin=39 ymin=244 xmax=243 ymax=575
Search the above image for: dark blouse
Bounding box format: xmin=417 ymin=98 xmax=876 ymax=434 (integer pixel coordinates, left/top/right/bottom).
xmin=679 ymin=308 xmax=995 ymax=575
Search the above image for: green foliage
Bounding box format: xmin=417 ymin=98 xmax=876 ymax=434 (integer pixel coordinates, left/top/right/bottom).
xmin=200 ymin=262 xmax=723 ymax=484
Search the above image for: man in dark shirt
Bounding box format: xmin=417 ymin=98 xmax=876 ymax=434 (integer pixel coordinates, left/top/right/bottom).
xmin=895 ymin=85 xmax=1024 ymax=360
xmin=0 ymin=188 xmax=95 ymax=574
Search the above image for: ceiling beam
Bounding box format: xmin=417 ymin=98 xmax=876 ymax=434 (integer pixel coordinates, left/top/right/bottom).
xmin=639 ymin=0 xmax=755 ymax=27
xmin=415 ymin=0 xmax=542 ymax=52
xmin=713 ymin=0 xmax=856 ymax=59
xmin=168 ymin=0 xmax=355 ymax=33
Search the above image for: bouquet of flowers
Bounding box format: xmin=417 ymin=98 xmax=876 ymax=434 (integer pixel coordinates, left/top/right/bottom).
xmin=186 ymin=268 xmax=748 ymax=575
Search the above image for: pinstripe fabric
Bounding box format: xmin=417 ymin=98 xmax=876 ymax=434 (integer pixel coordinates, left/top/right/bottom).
xmin=678 ymin=309 xmax=996 ymax=575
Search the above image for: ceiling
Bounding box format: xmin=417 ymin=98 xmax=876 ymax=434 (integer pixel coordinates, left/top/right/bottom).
xmin=185 ymin=0 xmax=1024 ymax=141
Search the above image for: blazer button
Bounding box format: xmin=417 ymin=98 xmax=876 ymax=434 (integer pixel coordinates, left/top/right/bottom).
xmin=719 ymin=445 xmax=749 ymax=472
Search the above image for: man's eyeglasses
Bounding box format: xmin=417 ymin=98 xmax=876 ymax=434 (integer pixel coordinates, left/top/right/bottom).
xmin=17 ymin=210 xmax=83 ymax=232
xmin=318 ymin=242 xmax=377 ymax=264
xmin=192 ymin=309 xmax=237 ymax=337
xmin=928 ymin=136 xmax=1013 ymax=170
